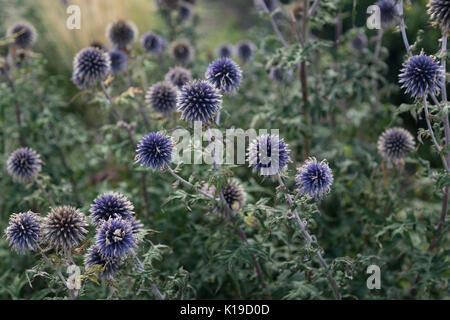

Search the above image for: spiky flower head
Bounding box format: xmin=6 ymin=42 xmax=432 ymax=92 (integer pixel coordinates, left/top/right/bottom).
xmin=376 ymin=0 xmax=399 ymax=28
xmin=165 ymin=66 xmax=192 ymax=88
xmin=222 ymin=180 xmax=246 ymax=213
xmin=206 ymin=58 xmax=242 ymax=94
xmin=296 ymin=158 xmax=333 ymax=200
xmin=7 ymin=22 xmax=37 ymax=49
xmin=178 ymin=80 xmax=222 ymax=124
xmin=145 ymin=81 xmax=178 ymax=115
xmin=377 ymin=127 xmax=415 ymax=165
xmin=156 ymin=0 xmax=180 ymax=10
xmin=248 ymin=134 xmax=290 ymax=176
xmin=84 ymin=245 xmax=122 ymax=280
xmin=399 ymin=53 xmax=444 ymax=99
xmin=5 ymin=211 xmax=41 ymax=254
xmin=269 ymin=66 xmax=292 ymax=83
xmin=128 ymin=216 xmax=144 ymax=240
xmin=236 ymin=41 xmax=255 ymax=63
xmin=141 ymin=32 xmax=167 ymax=55
xmin=72 ymin=47 xmax=111 ymax=89
xmin=351 ymin=32 xmax=368 ymax=51
xmin=42 ymin=206 xmax=88 ymax=251
xmin=178 ymin=2 xmax=193 ymax=21
xmin=96 ymin=218 xmax=137 ymax=259
xmin=7 ymin=147 xmax=42 ymax=183
xmin=136 ymin=132 xmax=174 ymax=170
xmin=106 ymin=20 xmax=138 ymax=50
xmin=90 ymin=192 xmax=135 ymax=226
xmin=217 ymin=43 xmax=233 ymax=58
xmin=170 ymin=40 xmax=194 ymax=64
xmin=428 ymin=0 xmax=450 ymax=31
xmin=108 ymin=50 xmax=128 ymax=74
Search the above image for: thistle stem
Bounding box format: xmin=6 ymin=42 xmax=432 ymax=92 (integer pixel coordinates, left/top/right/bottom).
xmin=398 ymin=0 xmax=412 ymax=57
xmin=3 ymin=70 xmax=26 ymax=147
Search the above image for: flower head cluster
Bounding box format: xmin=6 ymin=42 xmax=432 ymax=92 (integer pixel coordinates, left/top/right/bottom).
xmin=170 ymin=40 xmax=194 ymax=64
xmin=296 ymin=158 xmax=333 ymax=200
xmin=178 ymin=80 xmax=222 ymax=124
xmin=178 ymin=2 xmax=193 ymax=21
xmin=377 ymin=127 xmax=415 ymax=165
xmin=106 ymin=20 xmax=138 ymax=50
xmin=7 ymin=22 xmax=37 ymax=48
xmin=399 ymin=53 xmax=444 ymax=99
xmin=165 ymin=66 xmax=192 ymax=88
xmin=206 ymin=58 xmax=242 ymax=94
xmin=5 ymin=211 xmax=41 ymax=254
xmin=42 ymin=206 xmax=88 ymax=251
xmin=217 ymin=43 xmax=233 ymax=58
xmin=108 ymin=50 xmax=128 ymax=74
xmin=136 ymin=132 xmax=174 ymax=170
xmin=141 ymin=32 xmax=167 ymax=55
xmin=84 ymin=245 xmax=123 ymax=280
xmin=95 ymin=218 xmax=137 ymax=259
xmin=428 ymin=0 xmax=450 ymax=31
xmin=236 ymin=41 xmax=255 ymax=63
xmin=72 ymin=47 xmax=111 ymax=89
xmin=145 ymin=81 xmax=178 ymax=115
xmin=90 ymin=192 xmax=135 ymax=226
xmin=7 ymin=147 xmax=42 ymax=183
xmin=248 ymin=134 xmax=290 ymax=176
xmin=376 ymin=0 xmax=399 ymax=28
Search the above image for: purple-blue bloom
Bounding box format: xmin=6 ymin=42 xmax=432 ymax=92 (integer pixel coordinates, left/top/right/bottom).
xmin=165 ymin=66 xmax=192 ymax=88
xmin=296 ymin=158 xmax=333 ymax=200
xmin=106 ymin=19 xmax=138 ymax=50
xmin=248 ymin=134 xmax=290 ymax=176
xmin=428 ymin=0 xmax=450 ymax=30
xmin=217 ymin=43 xmax=233 ymax=58
xmin=236 ymin=41 xmax=254 ymax=63
xmin=136 ymin=132 xmax=174 ymax=170
xmin=205 ymin=58 xmax=242 ymax=94
xmin=108 ymin=50 xmax=128 ymax=74
xmin=376 ymin=0 xmax=398 ymax=28
xmin=85 ymin=245 xmax=123 ymax=280
xmin=5 ymin=211 xmax=41 ymax=254
xmin=145 ymin=81 xmax=178 ymax=115
xmin=96 ymin=217 xmax=137 ymax=259
xmin=377 ymin=127 xmax=415 ymax=165
xmin=90 ymin=192 xmax=135 ymax=226
xmin=6 ymin=147 xmax=42 ymax=183
xmin=72 ymin=47 xmax=111 ymax=89
xmin=141 ymin=32 xmax=167 ymax=55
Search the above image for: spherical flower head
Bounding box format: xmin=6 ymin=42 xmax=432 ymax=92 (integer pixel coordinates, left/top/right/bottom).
xmin=84 ymin=245 xmax=122 ymax=280
xmin=248 ymin=134 xmax=290 ymax=176
xmin=236 ymin=41 xmax=255 ymax=63
xmin=90 ymin=192 xmax=135 ymax=226
xmin=7 ymin=147 xmax=42 ymax=184
xmin=351 ymin=32 xmax=368 ymax=51
xmin=42 ymin=206 xmax=88 ymax=250
xmin=72 ymin=47 xmax=111 ymax=89
xmin=141 ymin=32 xmax=167 ymax=55
xmin=145 ymin=81 xmax=178 ymax=115
xmin=96 ymin=218 xmax=137 ymax=259
xmin=178 ymin=2 xmax=193 ymax=21
xmin=376 ymin=0 xmax=399 ymax=28
xmin=108 ymin=50 xmax=128 ymax=74
xmin=106 ymin=20 xmax=138 ymax=50
xmin=136 ymin=132 xmax=174 ymax=170
xmin=165 ymin=66 xmax=193 ymax=88
xmin=428 ymin=0 xmax=450 ymax=31
xmin=222 ymin=180 xmax=246 ymax=213
xmin=377 ymin=127 xmax=415 ymax=165
xmin=178 ymin=80 xmax=223 ymax=124
xmin=296 ymin=158 xmax=333 ymax=200
xmin=269 ymin=66 xmax=292 ymax=83
xmin=170 ymin=40 xmax=194 ymax=64
xmin=399 ymin=53 xmax=444 ymax=99
xmin=205 ymin=58 xmax=242 ymax=94
xmin=5 ymin=211 xmax=41 ymax=254
xmin=217 ymin=43 xmax=233 ymax=58
xmin=7 ymin=22 xmax=37 ymax=49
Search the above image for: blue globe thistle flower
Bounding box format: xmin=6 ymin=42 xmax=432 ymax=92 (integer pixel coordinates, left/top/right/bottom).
xmin=376 ymin=0 xmax=399 ymax=28
xmin=96 ymin=218 xmax=137 ymax=259
xmin=90 ymin=192 xmax=135 ymax=226
xmin=205 ymin=58 xmax=243 ymax=94
xmin=7 ymin=22 xmax=37 ymax=49
xmin=106 ymin=20 xmax=138 ymax=50
xmin=42 ymin=206 xmax=88 ymax=251
xmin=136 ymin=132 xmax=174 ymax=170
xmin=165 ymin=66 xmax=192 ymax=88
xmin=377 ymin=127 xmax=415 ymax=165
xmin=236 ymin=41 xmax=255 ymax=63
xmin=177 ymin=80 xmax=223 ymax=124
xmin=428 ymin=1 xmax=450 ymax=31
xmin=217 ymin=43 xmax=233 ymax=58
xmin=222 ymin=180 xmax=246 ymax=213
xmin=351 ymin=32 xmax=368 ymax=51
xmin=84 ymin=245 xmax=123 ymax=280
xmin=178 ymin=2 xmax=193 ymax=21
xmin=399 ymin=53 xmax=444 ymax=99
xmin=170 ymin=40 xmax=194 ymax=64
xmin=296 ymin=158 xmax=333 ymax=200
xmin=248 ymin=134 xmax=290 ymax=176
xmin=108 ymin=50 xmax=128 ymax=74
xmin=141 ymin=32 xmax=167 ymax=55
xmin=5 ymin=211 xmax=41 ymax=254
xmin=145 ymin=81 xmax=178 ymax=115
xmin=269 ymin=66 xmax=292 ymax=83
xmin=72 ymin=47 xmax=111 ymax=89
xmin=7 ymin=147 xmax=42 ymax=184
